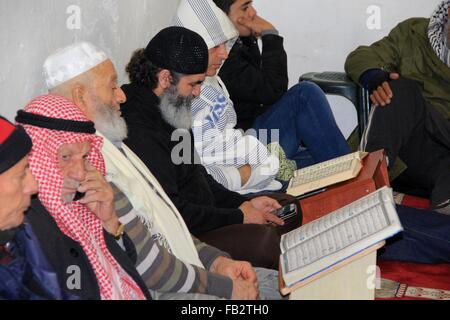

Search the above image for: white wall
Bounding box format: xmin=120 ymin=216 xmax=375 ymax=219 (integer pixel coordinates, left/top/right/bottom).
xmin=0 ymin=0 xmax=442 ymax=131
xmin=0 ymin=0 xmax=180 ymax=121
xmin=256 ymin=0 xmax=442 ymax=137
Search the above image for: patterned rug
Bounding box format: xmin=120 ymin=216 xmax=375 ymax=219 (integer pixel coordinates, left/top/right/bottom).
xmin=376 ymin=261 xmax=450 ymax=300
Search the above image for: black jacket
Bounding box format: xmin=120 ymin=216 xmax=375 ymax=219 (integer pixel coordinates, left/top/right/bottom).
xmin=25 ymin=198 xmax=151 ymax=300
xmin=218 ymin=34 xmax=288 ymax=130
xmin=120 ymin=83 xmax=247 ymax=236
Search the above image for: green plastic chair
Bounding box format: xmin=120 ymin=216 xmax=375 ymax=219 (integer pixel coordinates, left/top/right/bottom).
xmin=299 ymin=72 xmax=371 ymax=139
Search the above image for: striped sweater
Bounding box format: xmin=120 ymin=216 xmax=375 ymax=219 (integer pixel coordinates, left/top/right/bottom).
xmin=173 ymin=0 xmax=281 ymax=194
xmin=112 ymin=183 xmax=233 ymax=299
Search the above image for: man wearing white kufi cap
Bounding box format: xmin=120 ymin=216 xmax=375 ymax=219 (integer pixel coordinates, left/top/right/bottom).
xmin=41 ymin=40 xmax=282 ymax=300
xmin=44 ymin=42 xmax=108 ymax=90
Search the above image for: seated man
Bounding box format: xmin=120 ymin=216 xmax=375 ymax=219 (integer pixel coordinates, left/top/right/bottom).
xmin=0 ymin=116 xmax=77 ymax=300
xmin=345 ymin=0 xmax=450 ymax=214
xmin=121 ymin=26 xmax=287 ymax=269
xmin=173 ymin=0 xmax=350 ymax=191
xmin=16 ymin=97 xmax=150 ymax=300
xmin=40 ymin=40 xmax=280 ymax=299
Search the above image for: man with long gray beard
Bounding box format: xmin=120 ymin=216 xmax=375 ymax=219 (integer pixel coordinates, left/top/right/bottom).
xmin=41 ymin=37 xmax=282 ymax=299
xmin=121 ymin=26 xmax=290 ymax=270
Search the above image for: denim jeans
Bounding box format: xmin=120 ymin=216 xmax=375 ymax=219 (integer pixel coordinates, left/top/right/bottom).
xmin=379 ymin=205 xmax=450 ymax=264
xmin=251 ymin=81 xmax=351 ymax=169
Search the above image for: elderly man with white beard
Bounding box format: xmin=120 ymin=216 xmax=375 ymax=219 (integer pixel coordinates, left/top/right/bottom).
xmin=41 ymin=34 xmax=282 ymax=299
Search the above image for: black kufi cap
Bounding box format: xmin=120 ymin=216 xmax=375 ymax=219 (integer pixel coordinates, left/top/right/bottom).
xmin=144 ymin=26 xmax=208 ymax=75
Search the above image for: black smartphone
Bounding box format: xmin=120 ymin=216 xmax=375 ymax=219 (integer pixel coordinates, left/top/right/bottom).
xmin=73 ymin=191 xmax=86 ymax=202
xmin=274 ymin=203 xmax=297 ymax=220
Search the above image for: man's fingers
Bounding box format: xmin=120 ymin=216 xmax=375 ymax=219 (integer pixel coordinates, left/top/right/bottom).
xmin=79 ymin=193 xmax=99 ymax=205
xmin=77 ymin=180 xmax=104 ymax=193
xmin=376 ymin=86 xmax=390 ymax=104
xmin=265 ymin=212 xmax=284 ymax=226
xmin=382 ymin=81 xmax=393 ymax=99
xmin=242 ymin=268 xmax=257 ymax=283
xmin=83 ymin=170 xmax=104 ymax=182
xmin=370 ymin=94 xmax=379 ymax=107
xmin=371 ymin=90 xmax=385 ymax=107
xmin=269 ymin=199 xmax=282 ymax=209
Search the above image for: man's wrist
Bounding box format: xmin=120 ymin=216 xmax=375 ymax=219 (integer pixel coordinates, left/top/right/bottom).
xmin=103 ymin=215 xmax=122 ymax=237
xmin=261 ymin=29 xmax=279 ymax=37
xmin=210 ymin=256 xmax=228 ymax=273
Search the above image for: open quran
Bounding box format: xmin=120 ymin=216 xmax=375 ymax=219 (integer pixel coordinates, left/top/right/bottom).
xmin=286 ymin=151 xmax=368 ymax=197
xmin=280 ymin=187 xmax=403 ymax=289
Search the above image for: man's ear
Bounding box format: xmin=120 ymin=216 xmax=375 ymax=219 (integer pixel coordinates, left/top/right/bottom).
xmin=71 ymin=84 xmax=88 ymax=113
xmin=158 ymin=69 xmax=172 ymax=90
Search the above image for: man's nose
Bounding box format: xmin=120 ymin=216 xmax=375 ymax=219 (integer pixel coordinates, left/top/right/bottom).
xmin=68 ymin=160 xmax=87 ymax=182
xmin=116 ymin=87 xmax=127 ymax=104
xmin=247 ymin=5 xmax=257 ymax=19
xmin=24 ymin=169 xmax=38 ymax=196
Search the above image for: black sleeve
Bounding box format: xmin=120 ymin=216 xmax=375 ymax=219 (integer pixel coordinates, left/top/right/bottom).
xmin=219 ymin=35 xmax=289 ymax=105
xmin=202 ymin=167 xmax=248 ymax=209
xmin=125 ymin=128 xmax=244 ymax=236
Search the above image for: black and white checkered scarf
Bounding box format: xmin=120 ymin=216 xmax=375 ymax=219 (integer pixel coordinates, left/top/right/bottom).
xmin=428 ymin=0 xmax=450 ymax=67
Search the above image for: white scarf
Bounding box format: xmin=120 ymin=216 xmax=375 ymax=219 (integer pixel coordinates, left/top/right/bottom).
xmin=172 ymin=0 xmax=281 ymax=193
xmin=99 ymin=133 xmax=203 ymax=268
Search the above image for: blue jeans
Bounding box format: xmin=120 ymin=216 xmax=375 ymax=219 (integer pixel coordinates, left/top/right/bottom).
xmin=251 ymin=82 xmax=351 ymax=168
xmin=379 ymin=205 xmax=450 ymax=264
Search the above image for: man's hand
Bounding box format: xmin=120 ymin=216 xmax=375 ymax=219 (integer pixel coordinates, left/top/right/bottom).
xmin=239 ymin=201 xmax=284 ymax=226
xmin=250 ymin=196 xmax=281 ymax=214
xmin=210 ymin=257 xmax=259 ymax=300
xmin=237 ymin=15 xmax=275 ymax=37
xmin=370 ymin=73 xmax=400 ymax=107
xmin=231 ymin=278 xmax=259 ymax=300
xmin=78 ymin=163 xmax=119 ymax=234
xmin=210 ymin=257 xmax=257 ymax=284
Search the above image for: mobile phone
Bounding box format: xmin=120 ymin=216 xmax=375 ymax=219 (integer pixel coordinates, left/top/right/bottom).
xmin=73 ymin=191 xmax=86 ymax=202
xmin=274 ymin=203 xmax=297 ymax=220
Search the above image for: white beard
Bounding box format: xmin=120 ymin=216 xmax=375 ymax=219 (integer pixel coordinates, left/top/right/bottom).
xmin=93 ymin=99 xmax=128 ymax=144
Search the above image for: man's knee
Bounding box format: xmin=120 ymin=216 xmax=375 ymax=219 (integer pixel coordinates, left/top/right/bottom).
xmin=291 ymin=81 xmax=324 ymax=100
xmin=197 ymin=224 xmax=281 ymax=269
xmin=386 ymin=78 xmax=424 ymax=110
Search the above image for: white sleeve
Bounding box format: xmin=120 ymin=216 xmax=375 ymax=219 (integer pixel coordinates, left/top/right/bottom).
xmin=204 ymin=164 xmax=242 ymax=192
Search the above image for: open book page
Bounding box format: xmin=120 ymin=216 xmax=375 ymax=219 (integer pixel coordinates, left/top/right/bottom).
xmin=280 ymin=187 xmax=403 ymax=287
xmin=287 ymin=151 xmax=368 ymax=196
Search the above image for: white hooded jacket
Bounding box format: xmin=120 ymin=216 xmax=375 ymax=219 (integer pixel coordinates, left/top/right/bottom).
xmin=173 ymin=0 xmax=281 ymax=194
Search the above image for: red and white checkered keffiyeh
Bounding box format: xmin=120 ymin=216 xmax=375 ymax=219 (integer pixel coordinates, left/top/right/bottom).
xmin=20 ymin=94 xmax=145 ymax=300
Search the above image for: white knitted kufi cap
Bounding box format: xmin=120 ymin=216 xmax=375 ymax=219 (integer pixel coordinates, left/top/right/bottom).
xmin=43 ymin=42 xmax=108 ymax=89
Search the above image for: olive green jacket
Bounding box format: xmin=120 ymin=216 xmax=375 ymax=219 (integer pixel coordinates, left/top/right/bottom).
xmin=345 ymin=18 xmax=450 ymax=120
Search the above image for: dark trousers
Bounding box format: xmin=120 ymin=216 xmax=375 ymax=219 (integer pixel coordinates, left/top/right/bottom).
xmin=197 ymin=193 xmax=301 ymax=270
xmin=379 ymin=205 xmax=450 ymax=264
xmin=364 ymin=78 xmax=450 ymax=208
